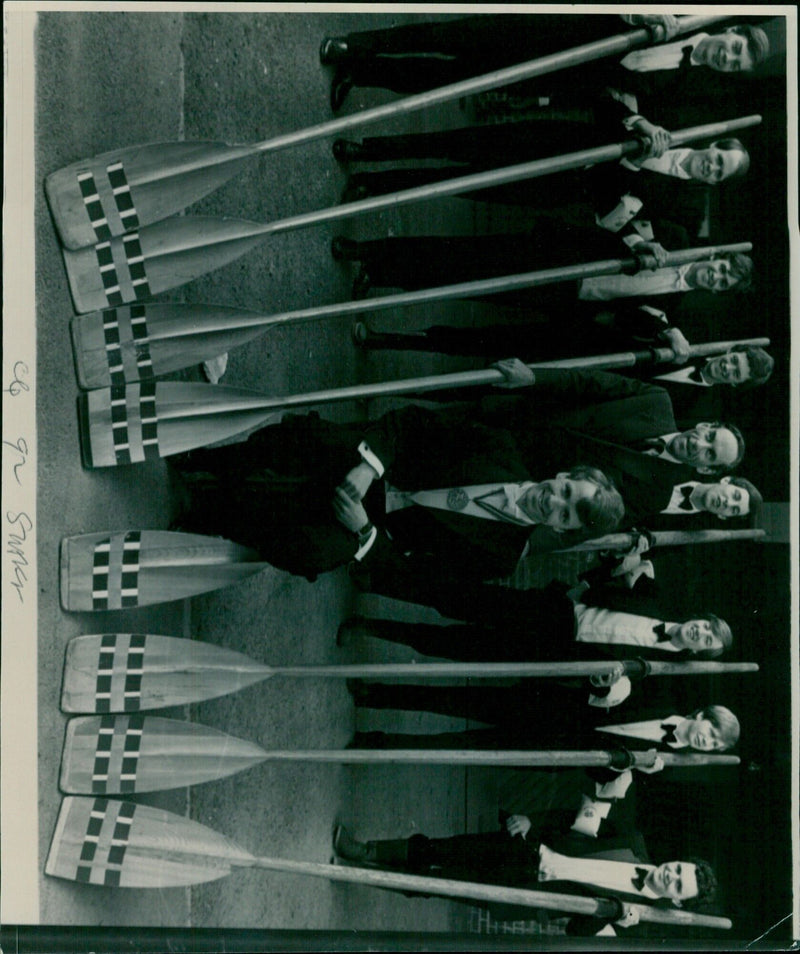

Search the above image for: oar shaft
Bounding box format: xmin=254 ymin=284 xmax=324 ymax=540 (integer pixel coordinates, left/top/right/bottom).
xmin=560 ymin=528 xmax=766 ymax=552
xmin=246 ymin=855 xmax=731 ymax=929
xmin=638 ymin=661 xmax=759 ymax=675
xmin=254 ymin=119 xmax=761 ymax=241
xmin=251 ymin=749 xmax=624 ymax=767
xmin=244 ymin=16 xmax=731 ymax=156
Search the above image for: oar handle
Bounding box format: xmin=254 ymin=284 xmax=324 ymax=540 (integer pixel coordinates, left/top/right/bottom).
xmin=246 ymin=15 xmax=732 ymax=156
xmin=246 ymin=854 xmax=731 ymax=928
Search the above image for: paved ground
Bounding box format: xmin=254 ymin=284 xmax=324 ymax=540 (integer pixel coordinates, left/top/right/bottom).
xmin=34 ymin=11 xmax=573 ymax=934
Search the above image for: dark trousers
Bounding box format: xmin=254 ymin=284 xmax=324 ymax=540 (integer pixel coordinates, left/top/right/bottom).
xmin=170 ymin=414 xmax=367 ymax=579
xmin=340 ymin=15 xmax=624 ymax=94
xmin=407 ymin=829 xmax=539 ymax=886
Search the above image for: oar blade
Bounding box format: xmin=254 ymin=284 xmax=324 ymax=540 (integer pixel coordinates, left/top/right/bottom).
xmin=61 ymin=633 xmax=273 ymax=712
xmin=63 ymin=216 xmax=268 ymax=315
xmin=78 ymin=381 xmax=282 ymax=468
xmin=70 ymin=302 xmax=273 ymax=390
xmin=61 ymin=716 xmax=268 ymax=793
xmin=46 ymin=141 xmax=254 ymax=250
xmin=46 ymin=796 xmax=255 ymax=888
xmin=59 ymin=530 xmax=266 ymax=612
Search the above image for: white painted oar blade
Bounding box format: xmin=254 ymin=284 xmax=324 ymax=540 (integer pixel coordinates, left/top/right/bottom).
xmin=61 ymin=633 xmax=274 ymax=712
xmin=46 ymin=796 xmax=255 ymax=888
xmin=60 ymin=716 xmax=269 ymax=793
xmin=78 ymin=381 xmax=282 ymax=468
xmin=63 ymin=216 xmax=269 ymax=315
xmin=70 ymin=302 xmax=273 ymax=390
xmin=46 ymin=141 xmax=254 ymax=250
xmin=59 ymin=530 xmax=266 ymax=612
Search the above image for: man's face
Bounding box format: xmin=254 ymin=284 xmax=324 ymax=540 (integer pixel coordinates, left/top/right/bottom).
xmin=674 ymin=618 xmax=725 ymax=654
xmin=704 ymin=351 xmax=752 ymax=386
xmin=683 ymin=714 xmax=727 ymax=751
xmin=647 ymin=862 xmax=699 ymax=904
xmin=685 ymin=146 xmax=745 ymax=184
xmin=667 ymin=423 xmax=739 ymax=473
xmin=696 ymin=29 xmax=754 ymax=72
xmin=698 ymin=479 xmax=751 ymax=519
xmin=690 ymin=258 xmax=741 ymax=292
xmin=519 ymin=473 xmax=597 ymax=532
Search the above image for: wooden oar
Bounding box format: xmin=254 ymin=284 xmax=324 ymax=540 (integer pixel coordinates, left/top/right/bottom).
xmin=59 ymin=715 xmax=742 ymax=794
xmin=77 ymin=318 xmax=757 ymax=469
xmin=61 ymin=115 xmax=761 ymax=314
xmin=60 ymin=633 xmax=758 ymax=713
xmin=59 ymin=530 xmax=266 ymax=612
xmin=44 ymin=796 xmax=732 ymax=928
xmin=46 ymin=15 xmax=730 ymax=249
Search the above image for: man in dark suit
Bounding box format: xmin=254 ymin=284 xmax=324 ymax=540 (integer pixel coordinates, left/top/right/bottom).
xmin=170 ymin=392 xmax=623 ymax=585
xmin=331 ymin=776 xmax=719 ymax=935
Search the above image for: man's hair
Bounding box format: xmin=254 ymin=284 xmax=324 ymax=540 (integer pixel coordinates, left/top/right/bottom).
xmin=683 ymin=857 xmax=719 ymax=909
xmin=682 ymin=614 xmax=733 ymax=659
xmin=727 ymin=476 xmax=763 ymax=524
xmin=700 ymin=421 xmax=745 ymax=474
xmin=688 ymin=705 xmax=741 ymax=749
xmin=714 ymin=253 xmax=753 ymax=293
xmin=709 ymin=138 xmax=751 ymax=179
xmin=568 ymin=464 xmax=625 ymax=535
xmin=729 ymin=344 xmax=774 ymax=389
xmin=729 ymin=24 xmax=770 ymax=68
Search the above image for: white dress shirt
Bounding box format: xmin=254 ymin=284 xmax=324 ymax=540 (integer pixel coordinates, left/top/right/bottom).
xmin=579 ymin=264 xmax=692 ymax=301
xmin=654 ymin=365 xmax=712 ymax=386
xmin=619 ymin=34 xmax=707 ymax=72
xmin=538 ymin=844 xmax=659 ymax=900
xmin=662 ymin=481 xmax=702 ymax=515
xmin=596 ymin=713 xmax=688 ymax=748
xmin=574 ymin=605 xmax=681 ymax=651
xmin=620 ymin=147 xmax=694 ymax=178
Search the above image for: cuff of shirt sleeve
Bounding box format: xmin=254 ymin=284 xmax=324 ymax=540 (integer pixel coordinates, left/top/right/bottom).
xmin=596 ymin=769 xmax=633 ymax=799
xmin=588 ymin=676 xmax=632 ymax=708
xmin=622 ymin=113 xmax=644 ymax=131
xmin=353 ymin=524 xmax=378 ymax=562
xmin=357 ymin=441 xmax=384 ymax=479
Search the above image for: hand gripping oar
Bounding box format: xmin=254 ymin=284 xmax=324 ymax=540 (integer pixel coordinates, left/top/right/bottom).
xmin=45 ymin=796 xmax=732 ymax=928
xmin=60 ymin=633 xmax=758 ymax=713
xmin=46 ymin=15 xmax=730 ymax=249
xmin=61 ymin=115 xmax=761 ymax=315
xmin=59 ymin=714 xmax=742 ymax=794
xmin=76 ymin=306 xmax=756 ymax=469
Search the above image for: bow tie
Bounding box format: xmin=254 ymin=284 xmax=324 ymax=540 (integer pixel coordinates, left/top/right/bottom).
xmin=678 ymin=484 xmax=696 ymax=511
xmin=660 ymin=724 xmax=678 ymax=744
xmin=632 ymin=866 xmax=650 ymax=891
xmin=653 ymin=622 xmax=670 ymax=643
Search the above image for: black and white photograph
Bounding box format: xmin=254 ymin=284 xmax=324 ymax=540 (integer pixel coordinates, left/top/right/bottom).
xmin=2 ymin=4 xmax=798 ymax=950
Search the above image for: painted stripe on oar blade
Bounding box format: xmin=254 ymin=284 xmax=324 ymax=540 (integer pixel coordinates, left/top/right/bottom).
xmin=79 ymin=381 xmax=284 ymax=468
xmin=61 ymin=716 xmax=269 ymax=794
xmin=60 ymin=530 xmax=266 ymax=611
xmin=46 ymin=796 xmax=254 ymax=887
xmin=61 ymin=633 xmax=273 ymax=712
xmin=71 ymin=302 xmax=270 ymax=390
xmin=47 ymin=142 xmax=255 ymax=250
xmin=63 ymin=216 xmax=270 ymax=315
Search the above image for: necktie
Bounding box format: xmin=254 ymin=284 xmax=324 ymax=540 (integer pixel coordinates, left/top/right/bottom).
xmin=653 ymin=622 xmax=670 ymax=643
xmin=660 ymin=724 xmax=678 ymax=744
xmin=632 ymin=866 xmax=650 ymax=891
xmin=678 ymin=484 xmax=695 ymax=511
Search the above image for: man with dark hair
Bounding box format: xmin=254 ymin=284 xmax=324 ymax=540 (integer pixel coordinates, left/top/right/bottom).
xmin=653 ymin=344 xmax=774 ymax=390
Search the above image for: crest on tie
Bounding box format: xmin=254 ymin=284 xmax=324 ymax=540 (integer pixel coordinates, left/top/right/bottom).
xmin=446 ymin=488 xmax=469 ymax=511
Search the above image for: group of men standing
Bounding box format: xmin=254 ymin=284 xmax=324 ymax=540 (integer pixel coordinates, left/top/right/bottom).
xmin=174 ymin=11 xmax=785 ymax=938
